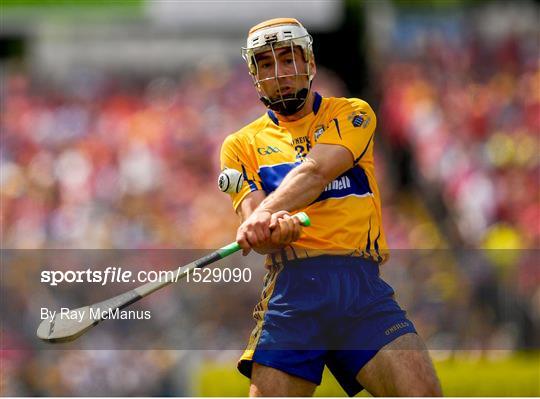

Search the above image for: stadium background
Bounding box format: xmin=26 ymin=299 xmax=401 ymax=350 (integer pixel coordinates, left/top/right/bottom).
xmin=1 ymin=0 xmax=539 ymax=396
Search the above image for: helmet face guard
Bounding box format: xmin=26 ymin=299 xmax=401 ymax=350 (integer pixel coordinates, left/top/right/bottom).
xmin=242 ymin=19 xmax=315 ymax=116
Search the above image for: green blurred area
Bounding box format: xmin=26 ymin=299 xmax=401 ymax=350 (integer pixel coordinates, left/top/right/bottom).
xmin=1 ymin=0 xmax=141 ymax=7
xmin=390 ymin=0 xmax=489 ymax=8
xmin=196 ymin=353 xmax=540 ymax=397
xmin=1 ymin=0 xmax=143 ymax=20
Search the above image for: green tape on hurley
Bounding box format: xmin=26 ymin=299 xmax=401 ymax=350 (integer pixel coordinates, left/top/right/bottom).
xmin=294 ymin=211 xmax=311 ymax=227
xmin=218 ymin=242 xmax=241 ymax=258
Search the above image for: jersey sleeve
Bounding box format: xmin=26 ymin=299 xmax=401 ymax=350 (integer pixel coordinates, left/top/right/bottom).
xmin=316 ymin=98 xmax=377 ymax=164
xmin=220 ymin=134 xmax=262 ymax=211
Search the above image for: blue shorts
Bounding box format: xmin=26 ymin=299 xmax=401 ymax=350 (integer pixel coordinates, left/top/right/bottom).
xmin=238 ymin=255 xmax=417 ymax=396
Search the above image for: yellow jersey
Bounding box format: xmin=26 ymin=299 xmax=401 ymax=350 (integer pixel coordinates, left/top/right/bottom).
xmin=220 ymin=92 xmax=388 ymax=263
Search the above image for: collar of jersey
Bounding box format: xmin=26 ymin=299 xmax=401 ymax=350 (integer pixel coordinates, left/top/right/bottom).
xmin=267 ymin=91 xmax=322 ymax=127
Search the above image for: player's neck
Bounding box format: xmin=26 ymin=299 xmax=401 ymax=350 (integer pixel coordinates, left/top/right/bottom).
xmin=274 ymin=92 xmax=315 ymax=122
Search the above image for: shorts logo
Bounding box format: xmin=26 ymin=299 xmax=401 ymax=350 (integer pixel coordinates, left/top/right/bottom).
xmin=257 ymin=146 xmax=282 ymax=155
xmin=385 ymin=321 xmax=410 ymax=336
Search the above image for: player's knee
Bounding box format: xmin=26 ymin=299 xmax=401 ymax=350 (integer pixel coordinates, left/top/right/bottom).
xmin=428 ymin=382 xmax=443 ymax=397
xmin=420 ymin=381 xmax=443 ymax=397
xmin=404 ymin=374 xmax=442 ymax=397
xmin=248 ymin=382 xmax=266 ymax=397
xmin=416 ymin=361 xmax=443 ymax=396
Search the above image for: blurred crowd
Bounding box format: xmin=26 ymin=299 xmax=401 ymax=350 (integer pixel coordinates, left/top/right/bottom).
xmin=377 ymin=26 xmax=539 ymax=250
xmin=2 ymin=61 xmax=259 ymax=251
xmin=1 ymin=10 xmax=539 ymax=396
xmin=375 ymin=14 xmax=539 ymax=362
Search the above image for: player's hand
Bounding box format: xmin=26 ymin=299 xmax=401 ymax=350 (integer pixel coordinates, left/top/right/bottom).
xmin=236 ymin=209 xmax=272 ymax=256
xmin=237 ymin=210 xmax=302 ymax=256
xmin=268 ymin=211 xmax=302 ymax=246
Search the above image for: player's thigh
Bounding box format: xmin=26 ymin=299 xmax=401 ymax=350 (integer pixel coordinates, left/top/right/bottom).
xmin=250 ymin=362 xmax=317 ymax=397
xmin=356 ymin=333 xmax=442 ymax=397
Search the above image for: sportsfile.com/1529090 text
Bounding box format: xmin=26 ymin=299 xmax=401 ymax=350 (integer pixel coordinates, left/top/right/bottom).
xmin=40 ymin=266 xmax=252 ymax=286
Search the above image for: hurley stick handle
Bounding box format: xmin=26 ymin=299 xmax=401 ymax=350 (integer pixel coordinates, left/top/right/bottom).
xmin=217 ymin=211 xmax=311 ymax=258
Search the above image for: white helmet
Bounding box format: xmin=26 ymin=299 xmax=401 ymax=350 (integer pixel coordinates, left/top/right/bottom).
xmin=242 ymin=18 xmax=315 ymax=116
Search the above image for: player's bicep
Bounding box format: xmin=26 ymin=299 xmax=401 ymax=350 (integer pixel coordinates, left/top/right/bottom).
xmin=237 ymin=190 xmax=266 ymax=222
xmin=306 ymin=143 xmax=354 ymax=184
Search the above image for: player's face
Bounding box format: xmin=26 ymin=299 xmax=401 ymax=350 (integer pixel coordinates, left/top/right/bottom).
xmin=254 ymin=46 xmax=312 ymax=102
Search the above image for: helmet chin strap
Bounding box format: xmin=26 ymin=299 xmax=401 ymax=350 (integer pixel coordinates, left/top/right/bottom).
xmin=260 ymin=87 xmax=310 ymax=116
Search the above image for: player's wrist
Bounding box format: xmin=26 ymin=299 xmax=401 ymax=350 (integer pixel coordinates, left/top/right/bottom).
xmin=257 ymin=206 xmax=277 ymax=216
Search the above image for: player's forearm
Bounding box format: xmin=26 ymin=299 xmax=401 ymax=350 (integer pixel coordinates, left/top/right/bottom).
xmin=238 ymin=191 xmax=266 ymax=222
xmin=258 ymin=158 xmax=327 ymax=214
